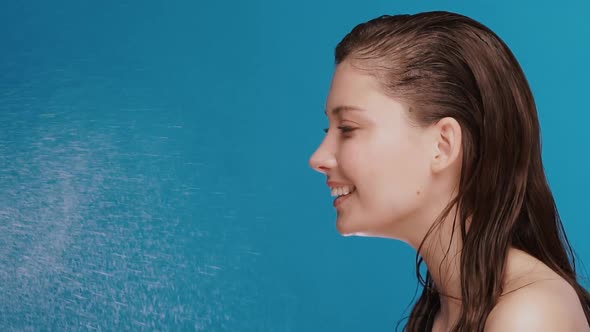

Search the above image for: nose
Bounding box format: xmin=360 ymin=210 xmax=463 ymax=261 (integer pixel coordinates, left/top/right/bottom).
xmin=309 ymin=144 xmax=336 ymax=175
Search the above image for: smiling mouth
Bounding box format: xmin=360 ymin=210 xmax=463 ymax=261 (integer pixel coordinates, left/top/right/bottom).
xmin=334 ymin=189 xmax=355 ymax=207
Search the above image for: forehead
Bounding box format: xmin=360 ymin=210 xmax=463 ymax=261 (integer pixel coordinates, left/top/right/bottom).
xmin=326 ymin=62 xmax=380 ymax=108
xmin=325 ymin=62 xmax=396 ymax=119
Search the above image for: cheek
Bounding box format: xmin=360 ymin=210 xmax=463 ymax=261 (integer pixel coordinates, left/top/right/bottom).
xmin=339 ymin=130 xmax=430 ymax=197
xmin=363 ymin=137 xmax=431 ymax=209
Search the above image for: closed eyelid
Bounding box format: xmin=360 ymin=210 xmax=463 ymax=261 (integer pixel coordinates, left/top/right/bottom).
xmin=323 ymin=125 xmax=356 ymax=133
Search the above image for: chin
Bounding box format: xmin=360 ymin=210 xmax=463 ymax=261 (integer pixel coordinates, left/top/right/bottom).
xmin=336 ymin=218 xmax=400 ymax=239
xmin=336 ymin=219 xmax=357 ymax=236
xmin=336 ymin=219 xmax=375 ymax=237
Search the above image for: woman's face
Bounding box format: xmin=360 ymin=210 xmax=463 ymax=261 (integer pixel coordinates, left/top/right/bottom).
xmin=309 ymin=61 xmax=437 ymax=241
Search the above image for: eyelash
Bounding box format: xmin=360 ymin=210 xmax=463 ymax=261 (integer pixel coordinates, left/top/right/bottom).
xmin=323 ymin=126 xmax=356 ymax=134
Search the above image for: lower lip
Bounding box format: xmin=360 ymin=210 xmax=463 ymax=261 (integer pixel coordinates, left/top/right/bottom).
xmin=333 ymin=191 xmax=354 ymax=207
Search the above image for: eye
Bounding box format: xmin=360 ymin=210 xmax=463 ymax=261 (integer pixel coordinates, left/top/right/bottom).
xmin=338 ymin=126 xmax=356 ymax=133
xmin=323 ymin=126 xmax=356 ymax=134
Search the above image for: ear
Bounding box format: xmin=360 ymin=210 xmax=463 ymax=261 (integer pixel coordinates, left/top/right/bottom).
xmin=431 ymin=117 xmax=462 ymax=174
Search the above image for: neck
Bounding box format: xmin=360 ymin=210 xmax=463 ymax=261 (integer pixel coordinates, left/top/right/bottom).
xmin=407 ymin=202 xmax=521 ymax=330
xmin=419 ymin=206 xmax=464 ymax=330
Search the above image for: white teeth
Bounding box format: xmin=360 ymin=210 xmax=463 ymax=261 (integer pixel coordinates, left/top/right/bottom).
xmin=330 ymin=185 xmax=356 ymax=197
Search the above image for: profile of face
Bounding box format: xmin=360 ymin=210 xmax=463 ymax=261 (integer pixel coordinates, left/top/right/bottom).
xmin=309 ymin=61 xmax=460 ymax=242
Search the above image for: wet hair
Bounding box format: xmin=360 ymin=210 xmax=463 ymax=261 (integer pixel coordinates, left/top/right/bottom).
xmin=334 ymin=10 xmax=590 ymax=331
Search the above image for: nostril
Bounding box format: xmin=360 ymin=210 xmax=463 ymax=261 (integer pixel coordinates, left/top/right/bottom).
xmin=309 ymin=159 xmax=320 ymax=172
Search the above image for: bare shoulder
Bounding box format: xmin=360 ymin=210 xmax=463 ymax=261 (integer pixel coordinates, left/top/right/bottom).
xmin=484 ymin=278 xmax=589 ymax=332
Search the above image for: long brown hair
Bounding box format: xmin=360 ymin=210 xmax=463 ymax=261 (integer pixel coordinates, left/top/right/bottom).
xmin=333 ymin=11 xmax=590 ymax=331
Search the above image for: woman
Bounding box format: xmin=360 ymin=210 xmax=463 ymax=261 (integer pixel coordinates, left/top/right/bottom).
xmin=309 ymin=11 xmax=590 ymax=332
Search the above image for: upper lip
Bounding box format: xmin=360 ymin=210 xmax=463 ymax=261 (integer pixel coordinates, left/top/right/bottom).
xmin=327 ymin=180 xmax=354 ymax=188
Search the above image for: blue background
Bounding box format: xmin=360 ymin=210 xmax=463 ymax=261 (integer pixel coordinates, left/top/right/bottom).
xmin=0 ymin=1 xmax=588 ymax=331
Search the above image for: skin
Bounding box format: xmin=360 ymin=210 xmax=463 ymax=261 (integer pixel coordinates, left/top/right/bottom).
xmin=309 ymin=60 xmax=589 ymax=331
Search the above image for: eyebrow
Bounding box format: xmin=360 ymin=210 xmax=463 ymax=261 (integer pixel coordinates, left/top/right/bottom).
xmin=324 ymin=105 xmax=367 ymax=116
